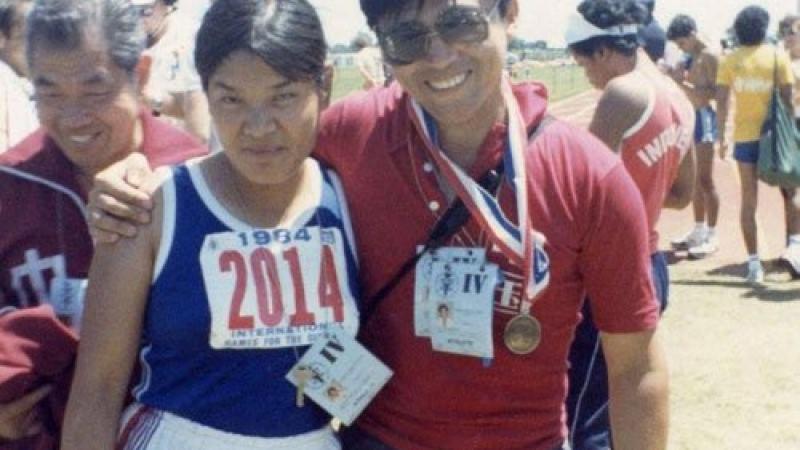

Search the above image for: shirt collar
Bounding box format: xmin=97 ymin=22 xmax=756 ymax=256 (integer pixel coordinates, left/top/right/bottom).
xmin=399 ymin=81 xmax=549 ymax=177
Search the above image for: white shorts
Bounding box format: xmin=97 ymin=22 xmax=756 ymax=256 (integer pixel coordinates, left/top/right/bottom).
xmin=118 ymin=403 xmax=341 ymax=450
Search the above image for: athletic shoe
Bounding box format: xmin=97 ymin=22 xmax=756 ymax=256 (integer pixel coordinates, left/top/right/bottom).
xmin=779 ymin=245 xmax=800 ymax=278
xmin=670 ymin=227 xmax=706 ymax=250
xmin=687 ymin=235 xmax=719 ymax=259
xmin=745 ymin=262 xmax=764 ymax=285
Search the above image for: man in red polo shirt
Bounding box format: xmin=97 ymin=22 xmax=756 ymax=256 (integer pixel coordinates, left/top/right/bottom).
xmin=88 ymin=1 xmax=668 ymax=448
xmin=0 ymin=0 xmax=205 ymax=446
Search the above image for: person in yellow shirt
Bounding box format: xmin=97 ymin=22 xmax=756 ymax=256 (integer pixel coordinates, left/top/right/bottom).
xmin=716 ymin=5 xmax=798 ymax=283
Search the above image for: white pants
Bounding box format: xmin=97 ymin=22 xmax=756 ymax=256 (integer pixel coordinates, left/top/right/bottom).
xmin=118 ymin=404 xmax=341 ymax=450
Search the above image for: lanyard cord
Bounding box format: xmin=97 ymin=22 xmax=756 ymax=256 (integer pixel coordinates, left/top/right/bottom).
xmin=358 ymin=162 xmax=505 ymax=328
xmin=358 ymin=115 xmax=553 ymax=329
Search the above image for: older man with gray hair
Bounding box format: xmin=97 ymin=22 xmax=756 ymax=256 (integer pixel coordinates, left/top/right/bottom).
xmin=0 ymin=0 xmax=205 ymax=446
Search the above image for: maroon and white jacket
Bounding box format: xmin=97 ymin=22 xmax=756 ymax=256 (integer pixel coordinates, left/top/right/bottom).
xmin=0 ymin=111 xmax=207 ymax=317
xmin=0 ymin=111 xmax=206 ymax=449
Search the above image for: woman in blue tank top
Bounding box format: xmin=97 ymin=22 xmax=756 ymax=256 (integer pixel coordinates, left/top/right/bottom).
xmin=62 ymin=1 xmax=362 ymax=448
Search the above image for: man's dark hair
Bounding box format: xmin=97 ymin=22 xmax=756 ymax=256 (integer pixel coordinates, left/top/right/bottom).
xmin=195 ymin=0 xmax=327 ymax=91
xmin=569 ymin=0 xmax=648 ymax=58
xmin=733 ymin=5 xmax=769 ymax=46
xmin=26 ymin=0 xmax=145 ymax=76
xmin=666 ymin=14 xmax=696 ymax=40
xmin=359 ymin=0 xmax=512 ymax=30
xmin=0 ymin=0 xmax=29 ymax=38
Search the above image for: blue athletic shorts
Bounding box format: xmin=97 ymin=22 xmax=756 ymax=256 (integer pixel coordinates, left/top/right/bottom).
xmin=733 ymin=140 xmax=760 ymax=164
xmin=694 ymin=106 xmax=718 ymax=144
xmin=566 ymin=252 xmax=668 ymax=450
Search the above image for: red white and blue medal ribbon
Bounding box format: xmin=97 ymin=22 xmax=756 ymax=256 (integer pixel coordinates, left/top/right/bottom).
xmin=408 ymin=78 xmax=549 ymax=310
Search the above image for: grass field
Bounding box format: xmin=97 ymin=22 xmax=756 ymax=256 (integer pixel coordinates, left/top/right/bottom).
xmin=331 ymin=66 xmax=368 ymax=101
xmin=512 ymin=63 xmax=591 ymax=101
xmin=331 ymin=64 xmax=590 ymax=102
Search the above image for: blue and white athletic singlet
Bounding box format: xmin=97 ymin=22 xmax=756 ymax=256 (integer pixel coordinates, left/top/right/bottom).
xmin=134 ymin=159 xmax=360 ymax=437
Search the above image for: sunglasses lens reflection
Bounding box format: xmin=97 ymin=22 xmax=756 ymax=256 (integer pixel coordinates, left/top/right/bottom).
xmin=437 ymin=7 xmax=488 ymax=43
xmin=379 ymin=5 xmax=490 ymax=65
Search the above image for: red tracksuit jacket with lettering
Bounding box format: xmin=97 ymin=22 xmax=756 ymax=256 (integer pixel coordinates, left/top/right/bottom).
xmin=0 ymin=111 xmax=206 ymax=309
xmin=0 ymin=111 xmax=206 ymax=449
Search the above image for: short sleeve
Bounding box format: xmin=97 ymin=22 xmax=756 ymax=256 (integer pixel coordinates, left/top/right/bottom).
xmin=579 ymin=164 xmax=659 ymax=333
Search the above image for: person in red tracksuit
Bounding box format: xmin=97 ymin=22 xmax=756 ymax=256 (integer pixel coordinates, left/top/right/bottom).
xmin=0 ymin=0 xmax=206 ymax=445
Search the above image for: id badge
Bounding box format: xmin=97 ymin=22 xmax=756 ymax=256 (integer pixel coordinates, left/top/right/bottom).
xmin=48 ymin=277 xmax=87 ymax=331
xmin=285 ymin=327 xmax=393 ymax=426
xmin=428 ymin=262 xmax=500 ymax=359
xmin=414 ymin=247 xmax=485 ymax=337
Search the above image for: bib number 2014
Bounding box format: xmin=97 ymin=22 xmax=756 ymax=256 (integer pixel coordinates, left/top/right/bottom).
xmin=201 ymin=227 xmax=354 ymax=349
xmin=220 ymin=245 xmax=344 ymax=329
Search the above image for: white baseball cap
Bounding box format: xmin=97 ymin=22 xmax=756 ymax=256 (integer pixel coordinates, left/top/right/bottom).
xmin=564 ymin=13 xmax=639 ymax=46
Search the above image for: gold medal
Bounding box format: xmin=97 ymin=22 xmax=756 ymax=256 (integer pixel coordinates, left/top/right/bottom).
xmin=503 ymin=314 xmax=541 ymax=355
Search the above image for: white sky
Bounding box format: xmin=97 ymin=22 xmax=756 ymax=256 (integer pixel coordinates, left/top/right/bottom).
xmin=183 ymin=0 xmax=799 ymax=47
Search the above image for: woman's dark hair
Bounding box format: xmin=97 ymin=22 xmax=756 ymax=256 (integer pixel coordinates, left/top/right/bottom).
xmin=195 ymin=0 xmax=327 ymax=90
xmin=733 ymin=6 xmax=769 ymax=46
xmin=666 ymin=14 xmax=696 ymax=40
xmin=569 ymin=0 xmax=648 ymax=58
xmin=359 ymin=0 xmax=512 ymax=30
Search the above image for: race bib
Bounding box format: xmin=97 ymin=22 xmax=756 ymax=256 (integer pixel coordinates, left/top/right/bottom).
xmin=286 ymin=327 xmax=392 ymax=426
xmin=200 ymin=227 xmax=358 ymax=350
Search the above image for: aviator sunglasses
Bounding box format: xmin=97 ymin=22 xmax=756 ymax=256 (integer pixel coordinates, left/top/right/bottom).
xmin=377 ymin=0 xmax=502 ymax=66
